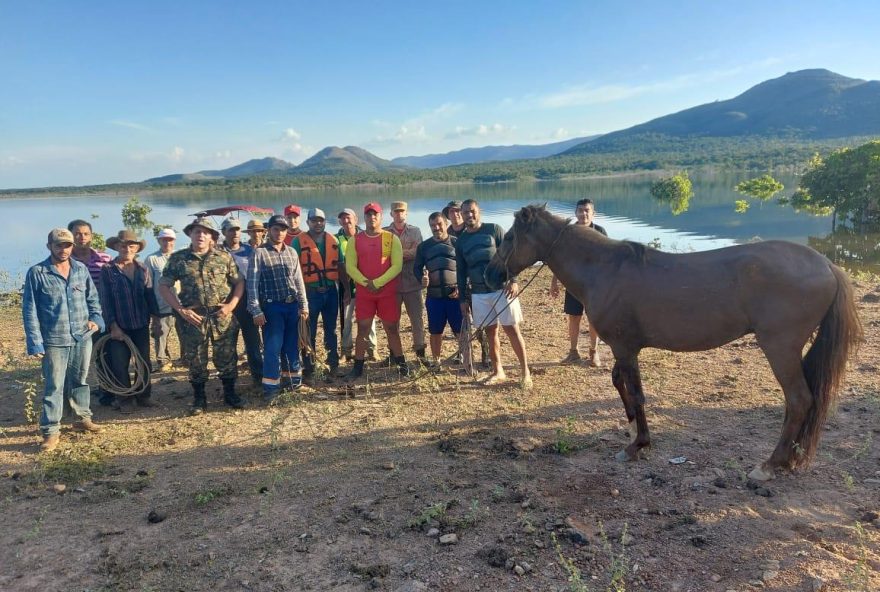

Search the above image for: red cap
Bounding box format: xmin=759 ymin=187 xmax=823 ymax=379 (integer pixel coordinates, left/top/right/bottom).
xmin=363 ymin=202 xmax=382 ymax=214
xmin=284 ymin=204 xmax=301 ymax=217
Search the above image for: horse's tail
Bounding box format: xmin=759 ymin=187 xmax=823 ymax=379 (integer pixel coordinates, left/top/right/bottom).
xmin=796 ymin=264 xmax=863 ymax=466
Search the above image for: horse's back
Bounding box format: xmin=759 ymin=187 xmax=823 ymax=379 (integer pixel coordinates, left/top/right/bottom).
xmin=605 ymin=240 xmax=838 ymax=352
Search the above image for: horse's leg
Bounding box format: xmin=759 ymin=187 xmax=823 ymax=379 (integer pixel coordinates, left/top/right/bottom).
xmin=748 ymin=338 xmax=813 ymax=482
xmin=612 ymin=356 xmax=650 ymax=462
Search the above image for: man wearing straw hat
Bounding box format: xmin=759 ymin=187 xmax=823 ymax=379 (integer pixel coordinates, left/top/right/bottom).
xmin=246 ymin=219 xmax=267 ymax=248
xmin=100 ymin=229 xmax=159 ymax=412
xmin=158 ymin=217 xmax=246 ymax=414
xmin=23 ymin=228 xmax=105 ymax=452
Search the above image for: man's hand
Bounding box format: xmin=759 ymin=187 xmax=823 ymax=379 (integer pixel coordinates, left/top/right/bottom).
xmin=110 ymin=323 xmax=125 ymax=341
xmin=31 ymin=352 xmax=44 ymax=360
xmin=550 ymin=279 xmax=560 ymax=299
xmin=421 ymin=274 xmax=429 ymax=288
xmin=253 ymin=313 xmax=266 ymax=327
xmin=299 ymin=309 xmax=309 ymax=319
xmin=216 ymin=303 xmax=235 ymax=319
xmin=366 ymin=279 xmax=378 ymax=293
xmin=449 ymin=287 xmax=459 ymax=300
xmin=504 ymin=280 xmax=520 ymax=299
xmin=179 ymin=308 xmax=203 ymax=327
xmin=86 ymin=320 xmax=99 ymax=334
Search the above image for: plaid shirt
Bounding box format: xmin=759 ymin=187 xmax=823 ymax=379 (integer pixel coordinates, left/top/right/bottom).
xmin=22 ymin=257 xmax=105 ymax=355
xmin=100 ymin=259 xmax=158 ymax=330
xmin=247 ymin=242 xmax=308 ymax=318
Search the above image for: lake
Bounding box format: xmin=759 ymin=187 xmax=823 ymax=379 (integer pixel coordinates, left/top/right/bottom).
xmin=2 ymin=171 xmax=878 ymax=288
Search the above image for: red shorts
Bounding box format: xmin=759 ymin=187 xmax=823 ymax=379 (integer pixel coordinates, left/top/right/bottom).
xmin=355 ymin=288 xmax=401 ymax=324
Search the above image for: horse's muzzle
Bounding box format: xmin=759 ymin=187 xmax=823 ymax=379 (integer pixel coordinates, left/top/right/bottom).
xmin=484 ymin=260 xmax=508 ymax=290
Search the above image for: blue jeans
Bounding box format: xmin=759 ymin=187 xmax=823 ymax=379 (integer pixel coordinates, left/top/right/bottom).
xmin=41 ymin=339 xmax=93 ymax=436
xmin=261 ymin=301 xmax=301 ymax=393
xmin=304 ymin=285 xmax=340 ymax=370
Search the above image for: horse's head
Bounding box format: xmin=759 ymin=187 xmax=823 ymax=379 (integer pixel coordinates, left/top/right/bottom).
xmin=485 ymin=204 xmax=549 ymax=290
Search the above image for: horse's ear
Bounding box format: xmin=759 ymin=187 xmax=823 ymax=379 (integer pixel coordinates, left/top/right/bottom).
xmin=517 ymin=206 xmax=534 ymax=226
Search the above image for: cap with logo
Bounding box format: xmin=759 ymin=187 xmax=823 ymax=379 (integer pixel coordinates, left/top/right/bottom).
xmin=48 ymin=228 xmax=74 ymax=245
xmin=307 ymin=208 xmax=326 ymax=221
xmin=284 ymin=204 xmax=302 ymax=217
xmin=363 ymin=202 xmax=382 ymax=215
xmin=267 ymin=214 xmax=291 ymax=229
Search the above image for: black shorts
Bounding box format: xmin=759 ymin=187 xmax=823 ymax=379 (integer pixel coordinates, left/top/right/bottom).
xmin=563 ymin=291 xmax=584 ymax=316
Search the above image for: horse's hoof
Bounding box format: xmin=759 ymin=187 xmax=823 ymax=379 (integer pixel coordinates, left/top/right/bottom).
xmin=614 ymin=450 xmax=631 ymax=462
xmin=748 ymin=465 xmax=775 ymax=482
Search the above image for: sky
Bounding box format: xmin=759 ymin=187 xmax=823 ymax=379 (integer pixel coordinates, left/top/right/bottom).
xmin=1 ymin=0 xmax=879 ymax=189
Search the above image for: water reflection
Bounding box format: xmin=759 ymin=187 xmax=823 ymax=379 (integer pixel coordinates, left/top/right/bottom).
xmin=808 ymin=230 xmax=880 ymax=273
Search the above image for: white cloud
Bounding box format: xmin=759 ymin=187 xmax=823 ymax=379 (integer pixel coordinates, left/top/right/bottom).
xmin=444 ymin=123 xmax=513 ymax=139
xmin=367 ymin=102 xmax=463 ymax=147
xmin=371 ymin=124 xmax=428 ymax=147
xmin=280 ymin=128 xmax=301 ymax=141
xmin=109 ymin=119 xmax=153 ymax=132
xmin=170 ymin=146 xmax=185 ymax=162
xmin=553 ymin=128 xmax=570 ymax=139
xmin=0 ymin=155 xmax=25 ymax=168
xmin=214 ymin=150 xmax=231 ymax=159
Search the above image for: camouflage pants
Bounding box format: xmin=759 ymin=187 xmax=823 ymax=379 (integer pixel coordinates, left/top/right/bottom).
xmin=176 ymin=311 xmax=239 ymax=384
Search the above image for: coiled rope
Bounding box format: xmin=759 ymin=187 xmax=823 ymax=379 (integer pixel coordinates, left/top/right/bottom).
xmin=93 ymin=333 xmax=152 ymax=397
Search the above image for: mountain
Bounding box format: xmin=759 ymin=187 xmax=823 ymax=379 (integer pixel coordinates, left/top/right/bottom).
xmin=290 ymin=146 xmax=406 ymax=176
xmin=199 ymin=157 xmax=295 ymax=178
xmin=563 ymin=69 xmax=880 ymax=156
xmin=391 ymin=135 xmax=600 ymax=168
xmin=145 ymin=156 xmax=294 ymax=183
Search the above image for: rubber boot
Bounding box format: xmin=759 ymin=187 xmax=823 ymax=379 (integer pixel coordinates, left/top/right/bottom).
xmin=222 ymin=378 xmax=246 ymax=409
xmin=415 ymin=347 xmax=426 ymax=361
xmin=190 ymin=382 xmax=207 ymax=415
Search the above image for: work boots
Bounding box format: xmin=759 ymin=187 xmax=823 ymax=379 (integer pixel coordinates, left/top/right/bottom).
xmin=190 ymin=381 xmax=207 ymax=415
xmin=395 ymin=355 xmax=411 ymax=378
xmin=346 ymin=359 xmax=365 ymax=381
xmin=222 ymin=378 xmax=246 ymax=409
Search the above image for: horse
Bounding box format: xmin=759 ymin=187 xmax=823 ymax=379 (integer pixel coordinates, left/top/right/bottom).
xmin=485 ymin=205 xmax=862 ymax=481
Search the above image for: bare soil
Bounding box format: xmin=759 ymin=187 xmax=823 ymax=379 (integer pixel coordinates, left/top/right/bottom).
xmin=0 ymin=273 xmax=878 ymax=592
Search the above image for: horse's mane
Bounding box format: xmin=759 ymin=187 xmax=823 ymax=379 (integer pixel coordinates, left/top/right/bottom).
xmin=522 ymin=204 xmax=653 ymax=266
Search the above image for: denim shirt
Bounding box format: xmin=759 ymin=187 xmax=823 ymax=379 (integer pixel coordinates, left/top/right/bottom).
xmin=22 ymin=257 xmax=105 ymax=355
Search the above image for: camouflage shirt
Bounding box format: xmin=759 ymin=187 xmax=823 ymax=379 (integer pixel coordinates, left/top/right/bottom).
xmin=160 ymin=248 xmax=241 ymax=308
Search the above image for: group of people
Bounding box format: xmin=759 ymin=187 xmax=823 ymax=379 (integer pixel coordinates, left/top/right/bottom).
xmin=22 ymin=197 xmax=607 ymax=452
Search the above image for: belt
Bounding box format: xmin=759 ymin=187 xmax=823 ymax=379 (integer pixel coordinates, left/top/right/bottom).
xmin=308 ymin=286 xmax=330 ymax=293
xmin=265 ymin=294 xmax=298 ymax=304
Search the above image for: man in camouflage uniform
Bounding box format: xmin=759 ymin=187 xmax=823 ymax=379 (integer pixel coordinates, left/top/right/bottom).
xmin=158 ymin=217 xmax=246 ymax=414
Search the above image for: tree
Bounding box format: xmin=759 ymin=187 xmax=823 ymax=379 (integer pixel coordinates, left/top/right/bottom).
xmin=735 ymin=174 xmax=784 ymax=201
xmin=650 ymin=171 xmax=693 ymax=215
xmin=790 ymin=140 xmax=880 ymax=230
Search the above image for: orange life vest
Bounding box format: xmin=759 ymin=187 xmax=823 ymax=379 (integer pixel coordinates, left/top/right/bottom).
xmin=298 ymin=232 xmax=340 ymax=284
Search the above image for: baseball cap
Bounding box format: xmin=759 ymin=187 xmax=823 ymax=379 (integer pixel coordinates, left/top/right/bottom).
xmin=284 ymin=204 xmax=302 ymax=217
xmin=390 ymin=201 xmax=408 ymax=211
xmin=221 ymin=218 xmax=242 ymax=231
xmin=48 ymin=228 xmax=74 ymax=245
xmin=267 ymin=214 xmax=290 ymax=228
xmin=337 ymin=208 xmax=356 ymax=219
xmin=157 ymin=228 xmax=177 ymax=240
xmin=363 ymin=202 xmax=382 ymax=215
xmin=307 ymin=208 xmax=326 ymax=220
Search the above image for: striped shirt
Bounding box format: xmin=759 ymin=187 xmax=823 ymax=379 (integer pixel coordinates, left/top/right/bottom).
xmin=100 ymin=259 xmax=157 ymax=330
xmin=73 ymin=248 xmax=112 ymax=296
xmin=247 ymin=242 xmax=308 ymax=318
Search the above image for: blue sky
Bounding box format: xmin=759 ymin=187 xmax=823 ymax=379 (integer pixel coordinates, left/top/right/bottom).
xmin=2 ymin=0 xmax=879 ymax=188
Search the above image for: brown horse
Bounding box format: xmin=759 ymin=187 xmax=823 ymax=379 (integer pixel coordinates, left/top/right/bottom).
xmin=485 ymin=205 xmax=862 ymax=480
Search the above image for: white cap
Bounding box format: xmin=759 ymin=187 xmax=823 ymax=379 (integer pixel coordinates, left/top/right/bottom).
xmin=157 ymin=228 xmax=177 ymax=239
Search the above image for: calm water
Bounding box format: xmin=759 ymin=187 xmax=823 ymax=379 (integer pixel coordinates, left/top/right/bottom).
xmin=3 ymin=171 xmax=878 ymax=286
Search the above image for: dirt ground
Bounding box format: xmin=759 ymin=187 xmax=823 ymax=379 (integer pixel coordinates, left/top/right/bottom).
xmin=0 ymin=272 xmax=878 ymax=592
